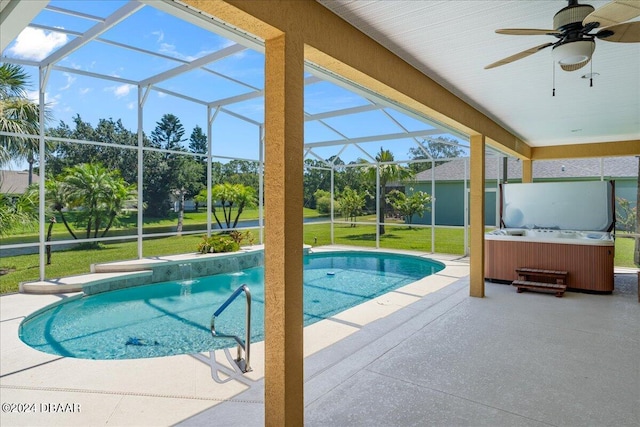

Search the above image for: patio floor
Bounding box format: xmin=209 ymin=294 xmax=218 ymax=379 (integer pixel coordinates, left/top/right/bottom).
xmin=1 ymin=251 xmax=638 ymax=426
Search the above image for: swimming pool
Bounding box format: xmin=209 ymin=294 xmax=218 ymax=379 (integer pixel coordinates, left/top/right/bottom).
xmin=19 ymin=251 xmax=444 ymax=360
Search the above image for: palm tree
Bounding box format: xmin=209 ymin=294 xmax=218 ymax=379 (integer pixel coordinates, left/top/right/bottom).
xmin=0 ymin=187 xmax=38 ymax=236
xmin=361 ymin=148 xmax=414 ymax=235
xmin=100 ymin=177 xmax=137 ymax=238
xmin=171 ymin=156 xmax=203 ymax=235
xmin=229 ymin=184 xmax=257 ymax=229
xmin=0 ymin=63 xmax=52 ymax=182
xmin=45 ymin=177 xmax=77 ymax=239
xmin=198 ymin=183 xmax=257 ymax=229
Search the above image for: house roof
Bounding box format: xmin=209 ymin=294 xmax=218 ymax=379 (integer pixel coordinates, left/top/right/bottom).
xmin=0 ymin=170 xmax=40 ymax=195
xmin=414 ymin=156 xmax=638 ymax=182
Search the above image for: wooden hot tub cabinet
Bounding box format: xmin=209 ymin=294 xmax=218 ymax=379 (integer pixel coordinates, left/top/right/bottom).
xmin=485 ymin=239 xmax=614 ymax=293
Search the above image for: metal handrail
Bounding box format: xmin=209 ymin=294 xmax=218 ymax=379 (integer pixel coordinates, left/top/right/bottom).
xmin=210 ymin=284 xmax=252 ymax=373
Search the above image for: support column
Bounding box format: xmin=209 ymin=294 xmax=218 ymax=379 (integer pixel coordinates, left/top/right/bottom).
xmin=522 ymin=158 xmax=533 ymax=183
xmin=469 ymin=134 xmax=485 ymax=298
xmin=264 ymin=32 xmax=304 ymax=426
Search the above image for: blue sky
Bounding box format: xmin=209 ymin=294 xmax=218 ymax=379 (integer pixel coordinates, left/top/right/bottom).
xmin=3 ymin=0 xmax=466 ymax=168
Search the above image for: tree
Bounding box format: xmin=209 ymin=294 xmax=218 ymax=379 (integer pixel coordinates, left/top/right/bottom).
xmin=172 ymin=156 xmax=204 ymax=235
xmin=0 ymin=63 xmax=52 ymax=180
xmin=45 ymin=177 xmax=77 ymax=239
xmin=304 ymin=159 xmax=331 ymax=208
xmin=616 ymin=197 xmax=637 ymax=233
xmin=100 ymin=176 xmax=137 ymax=237
xmin=143 ymin=150 xmax=171 ymax=217
xmin=150 ymin=113 xmax=185 ymax=151
xmin=386 ymin=188 xmax=431 ymax=225
xmin=222 ymin=159 xmax=259 ymax=193
xmin=47 ymin=116 xmax=139 ymax=184
xmin=313 ymin=189 xmax=332 ymax=215
xmin=408 ymin=136 xmax=464 ymax=174
xmin=337 ymin=187 xmax=368 ymax=227
xmin=189 ymin=125 xmax=208 ymax=159
xmin=197 ymin=183 xmax=257 ymax=229
xmin=145 ymin=114 xmax=187 ymax=217
xmin=0 ymin=188 xmax=38 ymax=236
xmin=361 ymin=148 xmax=414 ymax=235
xmin=62 ymin=163 xmax=136 ymax=239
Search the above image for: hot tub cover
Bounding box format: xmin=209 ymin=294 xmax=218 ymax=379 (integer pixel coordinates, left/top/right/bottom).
xmin=500 ymin=181 xmax=614 ymax=232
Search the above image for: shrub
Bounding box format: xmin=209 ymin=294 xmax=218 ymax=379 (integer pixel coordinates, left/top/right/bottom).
xmin=197 ymin=234 xmax=239 ymax=254
xmin=229 ymin=230 xmax=255 ymax=246
xmin=314 ymin=189 xmax=332 ymax=215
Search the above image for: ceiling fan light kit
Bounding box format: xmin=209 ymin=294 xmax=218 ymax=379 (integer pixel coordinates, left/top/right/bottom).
xmin=553 ymin=40 xmax=595 ymax=66
xmin=485 ymin=0 xmax=640 ymax=77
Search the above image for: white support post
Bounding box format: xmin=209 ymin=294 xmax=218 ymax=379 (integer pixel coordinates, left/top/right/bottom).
xmin=207 ymin=107 xmax=220 ymax=237
xmin=375 ymin=164 xmax=380 ymax=249
xmin=207 ymin=105 xmax=219 ymax=237
xmin=38 ymin=66 xmax=48 ymax=280
xmin=600 ymin=157 xmax=604 ymax=181
xmin=330 ymin=166 xmax=335 ymax=244
xmin=136 ymin=86 xmax=146 ymax=259
xmin=431 ymin=158 xmax=435 ymax=253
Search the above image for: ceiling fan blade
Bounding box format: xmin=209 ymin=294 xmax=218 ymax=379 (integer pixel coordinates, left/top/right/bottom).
xmin=496 ymin=28 xmax=561 ymax=36
xmin=484 ymin=43 xmax=554 ymax=69
xmin=596 ymin=21 xmax=640 ymax=42
xmin=583 ymin=1 xmax=640 ymax=28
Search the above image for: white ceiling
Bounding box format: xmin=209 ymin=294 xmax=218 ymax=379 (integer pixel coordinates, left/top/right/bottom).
xmin=318 ymin=0 xmax=640 ymax=148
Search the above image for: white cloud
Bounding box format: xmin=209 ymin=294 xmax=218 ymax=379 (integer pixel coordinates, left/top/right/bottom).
xmin=8 ymin=27 xmax=68 ymax=61
xmin=79 ymin=88 xmax=91 ymax=96
xmin=49 ymin=93 xmax=61 ymax=108
xmin=60 ymin=73 xmax=76 ymax=91
xmin=152 ymin=30 xmax=164 ymax=43
xmin=127 ymin=102 xmax=136 ymax=110
xmin=25 ymin=89 xmax=58 ymax=107
xmin=105 ymin=84 xmax=134 ymax=98
xmin=25 ymin=90 xmax=39 ymax=103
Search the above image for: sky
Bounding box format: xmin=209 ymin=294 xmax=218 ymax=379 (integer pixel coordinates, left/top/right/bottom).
xmin=2 ymin=0 xmax=468 ymax=169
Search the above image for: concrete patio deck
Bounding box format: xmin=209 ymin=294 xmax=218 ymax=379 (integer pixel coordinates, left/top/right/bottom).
xmin=1 ymin=251 xmax=638 ymax=426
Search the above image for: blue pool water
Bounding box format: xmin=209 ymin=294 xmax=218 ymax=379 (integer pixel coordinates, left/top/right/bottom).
xmin=19 ymin=251 xmax=444 ymax=360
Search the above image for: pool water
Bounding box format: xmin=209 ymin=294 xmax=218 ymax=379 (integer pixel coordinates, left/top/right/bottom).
xmin=19 ymin=251 xmax=444 ymax=360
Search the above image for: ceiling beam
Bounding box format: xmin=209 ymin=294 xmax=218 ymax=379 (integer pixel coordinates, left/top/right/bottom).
xmin=532 ymin=140 xmax=640 ymax=160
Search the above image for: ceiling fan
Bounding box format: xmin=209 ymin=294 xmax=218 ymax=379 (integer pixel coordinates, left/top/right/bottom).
xmin=485 ymin=0 xmax=640 ymax=71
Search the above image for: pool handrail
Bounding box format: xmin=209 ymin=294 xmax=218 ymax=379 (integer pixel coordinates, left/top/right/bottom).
xmin=210 ymin=284 xmax=252 ymax=373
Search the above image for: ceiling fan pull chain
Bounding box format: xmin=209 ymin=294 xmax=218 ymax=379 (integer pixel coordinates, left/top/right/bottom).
xmin=552 ymin=60 xmax=556 ymax=96
xmin=590 ymin=58 xmax=593 ymax=88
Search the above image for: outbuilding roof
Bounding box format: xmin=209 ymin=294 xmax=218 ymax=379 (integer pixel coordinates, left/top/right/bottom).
xmin=0 ymin=170 xmax=40 ymax=195
xmin=414 ymin=156 xmax=638 ymax=182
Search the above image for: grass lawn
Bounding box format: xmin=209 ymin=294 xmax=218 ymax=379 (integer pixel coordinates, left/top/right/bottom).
xmin=0 ymin=207 xmax=323 ymax=245
xmin=1 ymin=223 xmax=637 ymax=294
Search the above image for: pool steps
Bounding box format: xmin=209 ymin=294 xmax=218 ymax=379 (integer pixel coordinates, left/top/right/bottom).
xmin=19 ymin=271 xmax=152 ymax=294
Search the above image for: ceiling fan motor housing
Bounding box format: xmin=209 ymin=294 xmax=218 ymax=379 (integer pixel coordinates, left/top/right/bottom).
xmin=553 ymin=3 xmax=594 ymax=31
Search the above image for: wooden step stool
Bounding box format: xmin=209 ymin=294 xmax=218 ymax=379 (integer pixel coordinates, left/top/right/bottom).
xmin=512 ymin=268 xmax=568 ymax=298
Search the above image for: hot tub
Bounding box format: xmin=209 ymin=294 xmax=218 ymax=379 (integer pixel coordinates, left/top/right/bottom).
xmin=485 ymin=181 xmax=615 ymax=293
